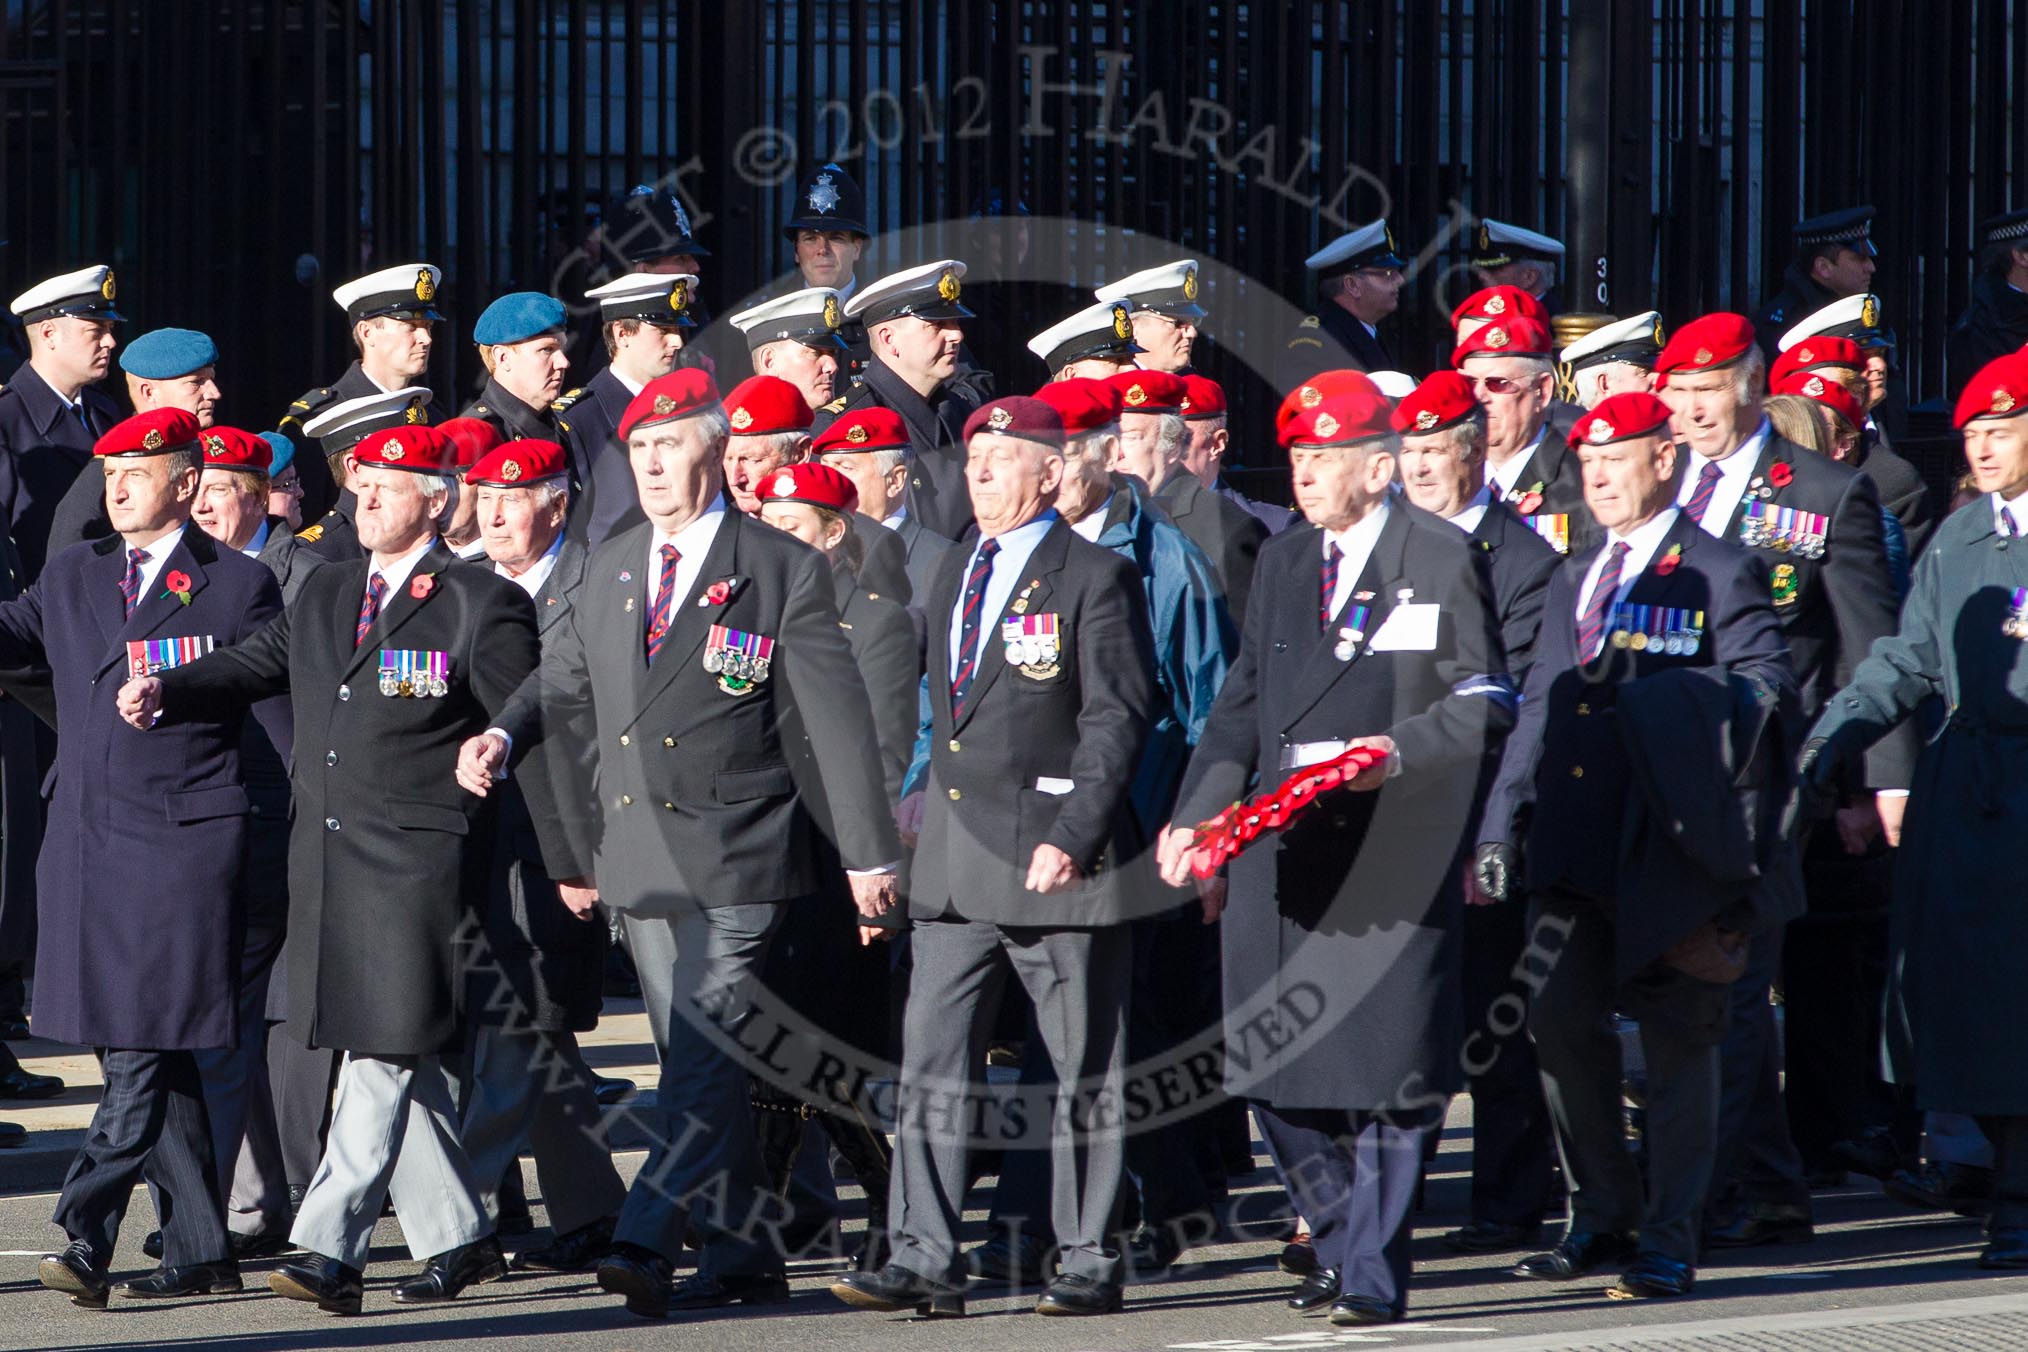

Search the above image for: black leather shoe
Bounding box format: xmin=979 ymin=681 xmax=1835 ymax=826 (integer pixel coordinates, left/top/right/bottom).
xmin=143 ymin=1229 xmax=163 ymax=1260
xmin=1609 ymin=1251 xmax=1695 ymax=1299
xmin=1703 ymin=1202 xmax=1813 ymax=1248
xmin=512 ymin=1217 xmax=613 ymax=1272
xmin=963 ymin=1235 xmax=1051 ymax=1286
xmin=1286 ymin=1266 xmax=1340 ymax=1314
xmin=1831 ymin=1126 xmax=1907 ymax=1183
xmin=1442 ymin=1219 xmax=1542 ymax=1253
xmin=1127 ymin=1224 xmax=1182 ymax=1274
xmin=1513 ymin=1230 xmax=1637 ymax=1281
xmin=0 ymin=1068 xmax=62 ymax=1100
xmin=668 ymin=1269 xmax=791 ymax=1310
xmin=592 ymin=1074 xmax=635 ymax=1106
xmin=831 ymin=1262 xmax=965 ymax=1316
xmin=268 ymin=1253 xmax=365 ymax=1315
xmin=117 ymin=1261 xmax=244 ymax=1298
xmin=391 ymin=1236 xmax=507 ymax=1304
xmin=1278 ymin=1230 xmax=1317 ymax=1275
xmin=1329 ymin=1292 xmax=1399 ymax=1326
xmin=1981 ymin=1226 xmax=2028 ymax=1269
xmin=1035 ymin=1272 xmax=1123 ymax=1316
xmin=149 ymin=1228 xmax=291 ymax=1260
xmin=0 ymin=1017 xmax=29 ymax=1039
xmin=0 ymin=1120 xmax=24 ymax=1149
xmin=39 ymin=1241 xmax=109 ymax=1308
xmin=596 ymin=1242 xmax=673 ymax=1319
xmin=1885 ymin=1161 xmax=1995 ymax=1216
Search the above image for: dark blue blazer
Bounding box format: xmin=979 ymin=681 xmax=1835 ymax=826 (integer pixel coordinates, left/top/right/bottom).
xmin=0 ymin=523 xmax=286 ymax=1049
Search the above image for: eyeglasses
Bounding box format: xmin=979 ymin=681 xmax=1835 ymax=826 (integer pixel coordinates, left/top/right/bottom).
xmin=1139 ymin=310 xmax=1199 ymax=332
xmin=1468 ymin=374 xmax=1521 ymax=395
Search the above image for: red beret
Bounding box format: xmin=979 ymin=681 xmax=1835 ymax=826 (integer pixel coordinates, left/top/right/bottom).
xmin=1179 ymin=374 xmax=1227 ymax=419
xmin=1390 ymin=371 xmax=1480 ymax=435
xmin=350 ymin=423 xmax=455 ymax=474
xmin=437 ymin=417 xmax=504 ymax=470
xmin=1107 ymin=368 xmax=1189 ymax=415
xmin=96 ymin=408 xmax=200 ymax=458
xmin=757 ymin=461 xmax=859 ymax=514
xmin=197 ymin=425 xmax=273 ymax=471
xmin=812 ymin=407 xmax=910 ymax=455
xmin=467 ymin=438 xmax=567 ymax=487
xmin=618 ymin=368 xmax=722 ymax=440
xmin=1032 ymin=378 xmax=1124 ymax=437
xmin=1450 ymin=285 xmax=1548 ymax=333
xmin=1452 ymin=315 xmax=1554 ymax=366
xmin=1655 ymin=312 xmax=1758 ymax=377
xmin=962 ymin=395 xmax=1066 ymax=446
xmin=1770 ymin=335 xmax=1864 ymax=387
xmin=1275 ymin=370 xmax=1394 ymax=449
xmin=1567 ymin=392 xmax=1674 ymax=448
xmin=1773 ymin=371 xmax=1866 ymax=432
xmin=724 ymin=375 xmax=813 ymax=436
xmin=1953 ymin=351 xmax=2028 ymax=429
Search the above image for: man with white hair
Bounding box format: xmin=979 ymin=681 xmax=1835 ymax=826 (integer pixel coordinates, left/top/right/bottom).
xmin=1559 ymin=312 xmax=1664 ymax=410
xmin=813 ymin=406 xmax=953 ymax=600
xmin=120 ymin=421 xmax=541 ymax=1314
xmin=556 ymin=271 xmax=693 ymax=547
xmin=1456 ymin=316 xmax=1593 ymax=556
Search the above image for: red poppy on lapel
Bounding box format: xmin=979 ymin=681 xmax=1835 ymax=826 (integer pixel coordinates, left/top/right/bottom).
xmin=700 ymin=578 xmax=734 ymax=607
xmin=410 ymin=573 xmax=436 ymax=600
xmin=1768 ymin=461 xmax=1794 ymax=489
xmin=163 ymin=570 xmax=193 ymax=605
xmin=1654 ymin=544 xmax=1683 ymax=576
xmin=1516 ymin=491 xmax=1544 ymax=515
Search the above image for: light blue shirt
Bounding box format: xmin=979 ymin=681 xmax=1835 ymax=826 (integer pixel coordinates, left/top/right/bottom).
xmin=946 ymin=510 xmax=1059 ymax=677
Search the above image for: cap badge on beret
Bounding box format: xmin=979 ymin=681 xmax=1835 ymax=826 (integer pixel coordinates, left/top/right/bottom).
xmin=653 ymin=394 xmax=677 ymax=416
xmin=823 ymin=295 xmax=842 ymax=329
xmin=772 ymin=470 xmax=797 ymax=495
xmin=101 ymin=271 xmax=117 ymax=302
xmin=730 ymin=406 xmax=754 ymax=431
xmin=844 ymin=423 xmax=869 ymax=444
xmin=204 ymin=433 xmax=226 ymax=456
xmin=1111 ymin=304 xmax=1132 ymax=340
xmin=1996 ymin=388 xmax=2018 ymax=416
xmin=1124 ymin=382 xmax=1148 ymax=407
xmin=987 ymin=405 xmax=1013 ymax=431
xmin=501 ymin=459 xmax=523 ymax=482
xmin=1314 ymin=413 xmax=1340 ymax=439
xmin=1694 ymin=347 xmax=1713 ymax=365
xmin=1485 ymin=325 xmax=1510 ymax=349
xmin=382 ymin=436 xmax=406 ymax=461
xmin=1182 ymin=268 xmax=1199 ymax=301
xmin=1587 ymin=419 xmax=1616 ymax=444
xmin=1413 ymin=409 xmax=1439 ymax=431
xmin=1797 ymin=346 xmax=1815 ymax=363
xmin=938 ymin=270 xmax=961 ymax=303
xmin=1180 ymin=394 xmax=1194 ymax=413
xmin=1485 ymin=295 xmax=1507 ymax=316
xmin=142 ymin=428 xmax=164 ymax=451
xmin=1803 ymin=375 xmax=1826 ymax=397
xmin=415 ymin=269 xmax=436 ymax=302
xmin=1862 ymin=296 xmax=1880 ymax=329
xmin=1298 ymin=385 xmax=1323 ymax=409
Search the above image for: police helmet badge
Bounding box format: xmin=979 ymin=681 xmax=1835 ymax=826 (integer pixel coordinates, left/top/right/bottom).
xmin=807 ymin=172 xmax=840 ymax=215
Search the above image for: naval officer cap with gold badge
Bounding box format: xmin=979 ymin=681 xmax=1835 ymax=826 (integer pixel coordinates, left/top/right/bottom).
xmin=1306 ymin=220 xmax=1407 ymax=282
xmin=728 ymin=286 xmax=848 ymax=353
xmin=1094 ymin=259 xmax=1207 ymax=322
xmin=1026 ymin=300 xmax=1143 ymax=379
xmin=1560 ymin=311 xmax=1665 ymax=409
xmin=10 ymin=264 xmax=125 ymax=324
xmin=585 ymin=271 xmax=696 ymax=330
xmin=302 ymin=387 xmax=433 ymax=456
xmin=844 ymin=259 xmax=975 ymax=327
xmin=333 ymin=263 xmax=445 ymax=325
xmin=1778 ymin=292 xmax=1890 ymax=355
xmin=1470 ymin=220 xmax=1565 ymax=292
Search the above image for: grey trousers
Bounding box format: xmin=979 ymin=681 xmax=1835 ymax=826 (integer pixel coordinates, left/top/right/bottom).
xmin=1528 ymin=896 xmax=1729 ymax=1264
xmin=461 ymin=1025 xmax=627 ymax=1237
xmin=1707 ymin=927 xmax=1809 ymax=1216
xmin=617 ymin=902 xmax=784 ymax=1270
xmin=289 ymin=1051 xmax=490 ymax=1270
xmin=888 ymin=917 xmax=1130 ymax=1285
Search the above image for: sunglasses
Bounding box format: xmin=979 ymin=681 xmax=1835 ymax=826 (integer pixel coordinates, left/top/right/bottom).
xmin=1468 ymin=374 xmax=1523 ymax=395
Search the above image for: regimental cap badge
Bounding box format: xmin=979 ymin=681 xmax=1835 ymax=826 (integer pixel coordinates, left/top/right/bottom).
xmin=1180 ymin=394 xmax=1193 ymax=413
xmin=1124 ymin=382 xmax=1148 ymax=406
xmin=808 ymin=171 xmax=840 ymax=214
xmin=1298 ymin=385 xmax=1323 ymax=409
xmin=1803 ymin=375 xmax=1826 ymax=397
xmin=653 ymin=393 xmax=678 ymax=415
xmin=1995 ymin=387 xmax=2018 ymax=415
xmin=101 ymin=270 xmax=117 ymax=301
xmin=772 ymin=470 xmax=796 ymax=496
xmin=415 ymin=268 xmax=436 ymax=302
xmin=729 ymin=406 xmax=754 ymax=431
xmin=1485 ymin=295 xmax=1507 ymax=316
xmin=141 ymin=429 xmax=165 ymax=451
xmin=1111 ymin=303 xmax=1131 ymax=339
xmin=1798 ymin=345 xmax=1815 ymax=363
xmin=823 ymin=295 xmax=841 ymax=329
xmin=1587 ymin=419 xmax=1616 ymax=444
xmin=382 ymin=435 xmax=405 ymax=460
xmin=1182 ymin=266 xmax=1199 ymax=301
xmin=203 ymin=433 xmax=226 ymax=455
xmin=987 ymin=405 xmax=1013 ymax=431
xmin=1413 ymin=409 xmax=1439 ymax=431
xmin=1485 ymin=324 xmax=1510 ymax=349
xmin=844 ymin=423 xmax=868 ymax=443
xmin=1861 ymin=295 xmax=1880 ymax=330
xmin=1477 ymin=221 xmax=1492 ymax=251
xmin=1694 ymin=346 xmax=1714 ymax=365
xmin=937 ymin=269 xmax=961 ymax=302
xmin=1313 ymin=412 xmax=1340 ymax=439
xmin=496 ymin=460 xmax=520 ymax=482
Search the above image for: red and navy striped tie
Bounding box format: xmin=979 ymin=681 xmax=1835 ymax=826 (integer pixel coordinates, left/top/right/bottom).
xmin=949 ymin=537 xmax=1001 ymax=717
xmin=1575 ymin=542 xmax=1630 ymax=660
xmin=1683 ymin=460 xmax=1724 ymax=526
xmin=354 ymin=572 xmax=387 ymax=649
xmin=1319 ymin=541 xmax=1342 ymax=632
xmin=119 ymin=548 xmax=145 ymax=619
xmin=645 ymin=543 xmax=681 ymax=661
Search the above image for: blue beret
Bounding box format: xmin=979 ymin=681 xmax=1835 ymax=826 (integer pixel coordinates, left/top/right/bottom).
xmin=259 ymin=431 xmax=295 ymax=478
xmin=473 ymin=292 xmax=567 ymax=346
xmin=119 ymin=328 xmax=218 ymax=379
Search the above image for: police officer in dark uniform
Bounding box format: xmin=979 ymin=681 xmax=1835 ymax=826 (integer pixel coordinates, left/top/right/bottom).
xmin=1949 ymin=210 xmax=2028 ymax=397
xmin=554 ymin=271 xmax=694 ymax=547
xmin=1753 ymin=207 xmax=1879 ymax=362
xmin=278 ymin=263 xmax=448 ymax=525
xmin=781 ymin=162 xmax=873 ymax=377
xmin=293 ymin=387 xmax=435 ymax=561
xmin=816 ymin=260 xmax=993 ymax=542
xmin=0 ymin=265 xmax=123 ymax=582
xmin=566 ymin=183 xmax=712 ymax=377
xmin=1279 ymin=220 xmax=1406 ymax=388
xmin=461 ymin=292 xmax=573 ymax=449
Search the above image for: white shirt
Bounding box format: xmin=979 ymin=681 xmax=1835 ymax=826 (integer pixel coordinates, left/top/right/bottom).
xmin=240 ymin=518 xmax=272 ymax=559
xmin=1676 ymin=416 xmax=1771 ymax=535
xmin=1994 ymin=488 xmax=2028 ymax=536
xmin=1069 ymin=495 xmax=1113 ymax=542
xmin=1488 ymin=427 xmax=1549 ymax=500
xmin=880 ymin=507 xmax=909 ymax=532
xmin=946 ymin=511 xmax=1058 ymax=676
xmin=119 ymin=524 xmax=188 ymax=601
xmin=1444 ymin=485 xmax=1495 ymax=536
xmin=1574 ymin=506 xmax=1681 ymax=625
xmin=364 ymin=536 xmax=439 ymax=603
xmin=645 ymin=498 xmax=728 ymax=626
xmin=610 ymin=368 xmax=646 ymax=397
xmin=1321 ymin=501 xmax=1391 ymax=625
xmin=495 ymin=532 xmax=564 ymax=598
xmin=453 ymin=537 xmax=489 ymax=561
